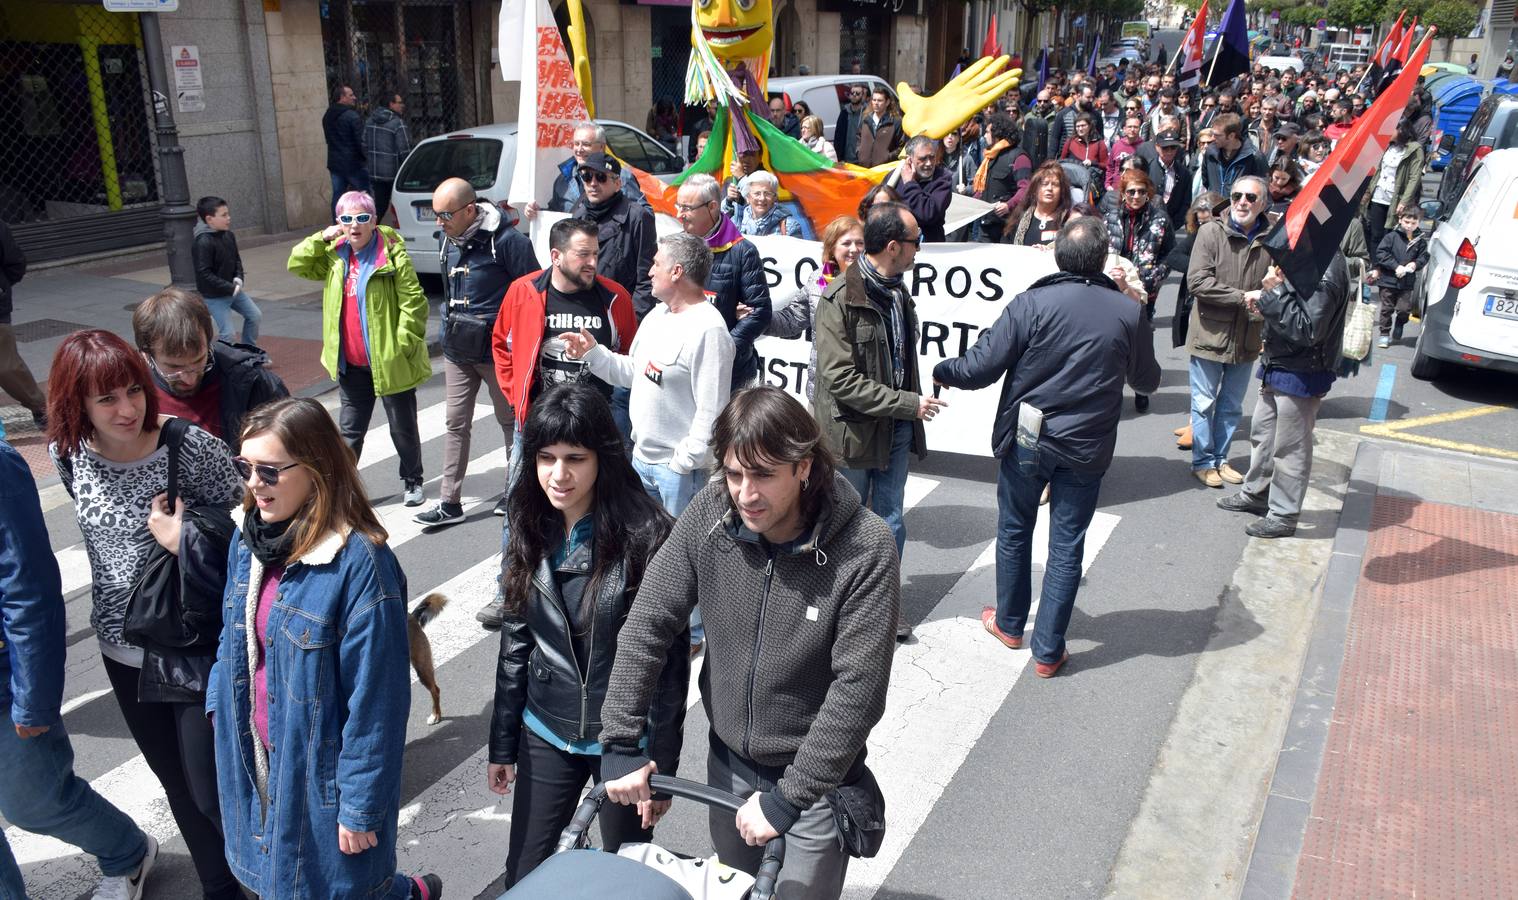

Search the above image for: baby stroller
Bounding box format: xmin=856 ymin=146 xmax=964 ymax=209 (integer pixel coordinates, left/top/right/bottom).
xmin=501 ymin=775 xmax=785 ymax=900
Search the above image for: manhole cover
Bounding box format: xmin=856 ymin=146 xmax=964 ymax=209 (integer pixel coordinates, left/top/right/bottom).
xmin=12 ymin=318 xmax=93 ymax=342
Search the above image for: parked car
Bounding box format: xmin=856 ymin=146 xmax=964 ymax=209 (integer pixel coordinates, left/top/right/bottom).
xmin=388 ymin=120 xmax=681 ymax=274
xmin=1256 ymin=54 xmax=1306 ymax=73
xmin=1435 ymin=93 xmax=1518 ymax=209
xmin=766 ymin=74 xmax=898 ymax=144
xmin=1412 ymin=148 xmax=1518 ymax=380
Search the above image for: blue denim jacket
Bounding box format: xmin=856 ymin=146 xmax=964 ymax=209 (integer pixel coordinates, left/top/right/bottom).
xmin=0 ymin=440 xmax=66 ymax=728
xmin=207 ymin=528 xmax=412 ymax=898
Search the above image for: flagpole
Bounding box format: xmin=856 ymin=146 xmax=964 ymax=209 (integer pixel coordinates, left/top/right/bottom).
xmin=1205 ymin=43 xmax=1221 ymax=87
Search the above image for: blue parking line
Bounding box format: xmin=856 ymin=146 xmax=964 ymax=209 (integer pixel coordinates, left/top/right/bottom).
xmin=1368 ymin=363 xmax=1396 ymax=423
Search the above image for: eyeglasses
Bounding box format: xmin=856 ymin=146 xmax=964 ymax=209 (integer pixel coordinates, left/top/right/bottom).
xmin=147 ymin=351 xmax=212 ymax=380
xmin=579 ymin=170 xmax=612 ymax=184
xmin=1124 ymin=188 xmax=1148 ymax=197
xmin=900 ymin=232 xmax=923 ymax=248
xmin=1231 ymin=191 xmax=1260 ymax=203
xmin=233 ymin=457 xmax=301 ymax=486
xmin=433 ymin=202 xmax=473 ymax=223
xmin=336 ymin=213 xmax=373 ymax=225
xmin=674 ymin=201 xmax=713 ymax=214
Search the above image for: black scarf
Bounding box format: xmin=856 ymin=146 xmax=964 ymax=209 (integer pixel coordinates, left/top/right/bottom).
xmin=242 ymin=508 xmax=297 ymax=569
xmin=580 ymin=192 xmax=620 ymax=224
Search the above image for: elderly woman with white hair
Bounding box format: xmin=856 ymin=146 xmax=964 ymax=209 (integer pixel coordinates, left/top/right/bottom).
xmin=732 ymin=170 xmax=814 ymax=239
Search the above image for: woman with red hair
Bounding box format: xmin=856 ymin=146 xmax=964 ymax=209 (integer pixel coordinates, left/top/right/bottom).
xmin=46 ymin=328 xmax=244 ymax=899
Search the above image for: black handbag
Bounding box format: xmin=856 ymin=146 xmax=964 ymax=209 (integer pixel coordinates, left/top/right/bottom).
xmin=444 ymin=309 xmax=494 ymax=363
xmin=828 ymin=765 xmax=886 ymax=858
xmin=122 ymin=418 xmax=233 ymax=650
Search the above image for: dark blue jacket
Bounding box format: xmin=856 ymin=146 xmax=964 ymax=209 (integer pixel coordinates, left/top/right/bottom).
xmin=571 ymin=191 xmax=658 ymax=319
xmin=0 ymin=440 xmax=66 ymax=728
xmin=704 ymin=233 xmax=773 ymax=388
xmin=322 ymin=104 xmax=366 ymax=175
xmin=441 ymin=202 xmax=539 ymax=365
xmin=933 ymin=271 xmax=1162 ymax=472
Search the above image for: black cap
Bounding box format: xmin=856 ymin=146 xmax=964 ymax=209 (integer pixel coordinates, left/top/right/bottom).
xmin=577 ymin=151 xmax=621 ymax=176
xmin=1274 ymin=122 xmax=1302 ymax=138
xmin=1155 ymin=131 xmax=1183 ymax=149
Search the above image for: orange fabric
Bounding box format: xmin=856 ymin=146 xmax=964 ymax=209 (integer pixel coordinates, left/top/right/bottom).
xmin=775 ymin=168 xmax=876 ymax=232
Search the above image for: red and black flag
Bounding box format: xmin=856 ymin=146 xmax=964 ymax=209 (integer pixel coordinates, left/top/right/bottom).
xmin=1263 ymin=29 xmax=1433 ymax=299
xmin=1355 ymin=11 xmax=1405 ymax=96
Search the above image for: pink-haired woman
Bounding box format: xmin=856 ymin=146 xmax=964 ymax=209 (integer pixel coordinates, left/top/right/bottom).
xmin=287 ymin=190 xmax=432 ymax=505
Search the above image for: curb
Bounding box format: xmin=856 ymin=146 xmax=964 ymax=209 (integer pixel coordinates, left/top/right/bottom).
xmin=1238 ymin=440 xmax=1384 ymax=899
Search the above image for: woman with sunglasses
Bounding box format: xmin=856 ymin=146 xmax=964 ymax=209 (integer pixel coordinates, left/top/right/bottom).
xmin=45 ymin=329 xmax=245 ymax=899
xmin=208 ymin=397 xmax=443 ymax=899
xmin=487 ymin=382 xmax=686 ymax=887
xmin=1103 ymin=170 xmax=1175 ymax=411
xmin=288 ymin=189 xmax=431 ymax=508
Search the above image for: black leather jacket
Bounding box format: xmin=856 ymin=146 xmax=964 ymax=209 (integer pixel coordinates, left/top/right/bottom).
xmin=1258 ymin=252 xmax=1351 ymax=375
xmin=489 ymin=539 xmax=689 ymax=774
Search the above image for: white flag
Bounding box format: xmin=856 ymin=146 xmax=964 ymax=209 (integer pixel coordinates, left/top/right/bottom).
xmin=501 ymin=0 xmax=589 ymax=214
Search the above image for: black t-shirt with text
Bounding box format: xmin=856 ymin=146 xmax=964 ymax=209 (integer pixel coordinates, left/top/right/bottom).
xmin=535 ymin=283 xmax=614 ymax=400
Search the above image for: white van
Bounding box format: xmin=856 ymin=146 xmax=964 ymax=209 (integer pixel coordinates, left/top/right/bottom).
xmin=389 ymin=120 xmax=681 ymax=275
xmin=766 ymin=75 xmax=898 ymax=144
xmin=1414 ymin=147 xmax=1518 ymax=379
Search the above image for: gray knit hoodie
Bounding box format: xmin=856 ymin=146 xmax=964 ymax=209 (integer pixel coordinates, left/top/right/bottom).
xmin=599 ymin=472 xmax=899 ymax=832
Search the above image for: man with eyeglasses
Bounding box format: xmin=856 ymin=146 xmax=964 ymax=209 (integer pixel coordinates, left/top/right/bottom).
xmin=813 ymin=203 xmax=941 ymax=643
xmin=892 ymin=136 xmax=951 ymax=242
xmin=835 ymin=84 xmax=869 ymax=164
xmin=131 ymin=287 xmax=288 ymax=453
xmin=1184 ymin=174 xmax=1277 ymax=490
xmin=412 ymin=177 xmax=537 ymax=529
xmin=527 ymin=122 xmax=644 ymax=218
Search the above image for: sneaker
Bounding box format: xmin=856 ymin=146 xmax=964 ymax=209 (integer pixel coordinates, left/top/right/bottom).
xmin=981 ymin=607 xmax=1024 ymax=649
xmin=413 ymin=502 xmax=465 ymax=528
xmin=1392 ymin=322 xmax=1405 ymax=343
xmin=689 ymin=641 xmax=704 ymax=659
xmin=1034 ymin=651 xmax=1070 ymax=678
xmin=1246 ymin=516 xmax=1297 ymax=539
xmin=96 ymin=833 xmax=158 ymax=900
xmin=895 ymin=621 xmax=914 ymax=642
xmin=1217 ymin=463 xmax=1245 ymax=485
xmin=409 ymin=873 xmax=444 ymax=900
xmin=475 ymin=598 xmax=506 ymax=629
xmin=1194 ymin=468 xmax=1223 ymax=489
xmin=403 ymin=481 xmax=425 ymax=507
xmin=1134 ymin=393 xmax=1149 ymax=412
xmin=492 ymin=495 xmax=509 ymax=517
xmin=1377 ymin=335 xmax=1391 ymax=349
xmin=1217 ymin=492 xmax=1268 ymax=515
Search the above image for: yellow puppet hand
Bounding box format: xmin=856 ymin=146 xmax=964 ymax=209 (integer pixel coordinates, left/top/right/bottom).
xmin=566 ymin=0 xmax=594 ymax=117
xmin=899 ymin=56 xmax=1022 ymax=140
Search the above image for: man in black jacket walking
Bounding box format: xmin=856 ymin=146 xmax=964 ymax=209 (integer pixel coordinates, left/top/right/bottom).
xmin=601 ymin=387 xmax=898 ymax=900
xmin=322 ymin=84 xmax=369 ymax=215
xmin=131 ymin=287 xmax=288 ymax=453
xmin=934 ymin=217 xmax=1160 ymax=677
xmin=1216 ymin=256 xmax=1350 ymax=538
xmin=414 ymin=177 xmax=538 ymax=528
xmin=570 ymin=153 xmax=656 ymax=318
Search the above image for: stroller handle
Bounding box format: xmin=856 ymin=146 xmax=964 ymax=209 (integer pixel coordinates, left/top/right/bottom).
xmin=558 ymin=774 xmax=786 ymax=900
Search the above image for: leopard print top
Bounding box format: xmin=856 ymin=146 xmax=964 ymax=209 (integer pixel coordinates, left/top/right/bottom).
xmin=50 ymin=421 xmax=243 ymax=661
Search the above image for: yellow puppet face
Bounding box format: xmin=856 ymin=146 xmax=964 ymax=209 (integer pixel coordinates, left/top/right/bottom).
xmin=697 ymin=0 xmax=774 ymax=62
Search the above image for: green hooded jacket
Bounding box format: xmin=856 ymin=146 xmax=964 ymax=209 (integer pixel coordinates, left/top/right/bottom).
xmin=287 ymin=225 xmax=431 ymax=397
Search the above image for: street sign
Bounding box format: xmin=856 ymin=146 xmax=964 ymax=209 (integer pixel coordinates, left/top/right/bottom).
xmin=102 ymin=0 xmax=179 ymax=11
xmin=171 ymin=45 xmax=203 ymax=112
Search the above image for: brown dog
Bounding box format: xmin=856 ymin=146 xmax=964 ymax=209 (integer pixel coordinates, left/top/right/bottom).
xmin=408 ymin=593 xmax=449 ymax=725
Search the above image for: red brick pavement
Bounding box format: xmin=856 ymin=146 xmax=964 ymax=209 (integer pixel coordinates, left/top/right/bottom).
xmin=1293 ymin=496 xmax=1518 ymax=899
xmin=3 ymin=335 xmax=329 ymax=483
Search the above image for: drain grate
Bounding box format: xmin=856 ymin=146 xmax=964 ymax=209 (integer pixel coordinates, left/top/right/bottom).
xmin=12 ymin=318 xmax=94 ymax=342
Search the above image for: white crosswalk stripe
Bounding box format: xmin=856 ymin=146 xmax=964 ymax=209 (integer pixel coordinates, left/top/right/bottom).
xmin=20 ymin=389 xmax=1125 ymax=900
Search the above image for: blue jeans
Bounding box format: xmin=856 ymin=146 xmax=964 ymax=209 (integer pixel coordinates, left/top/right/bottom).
xmin=0 ymin=713 xmax=150 ymax=897
xmin=842 ymin=420 xmax=913 ymax=559
xmin=993 ymin=444 xmax=1104 ymax=665
xmin=203 ymin=290 xmax=262 ymax=344
xmin=633 ymin=456 xmax=708 ymax=643
xmin=329 ymin=168 xmax=372 ymax=216
xmin=1189 ymin=357 xmax=1254 ymax=471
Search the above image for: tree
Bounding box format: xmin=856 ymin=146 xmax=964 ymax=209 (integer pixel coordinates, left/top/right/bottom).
xmin=1419 ymin=0 xmax=1479 ymax=40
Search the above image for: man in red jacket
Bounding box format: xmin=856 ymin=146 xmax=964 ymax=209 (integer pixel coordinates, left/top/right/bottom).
xmin=473 ymin=217 xmax=637 ymax=629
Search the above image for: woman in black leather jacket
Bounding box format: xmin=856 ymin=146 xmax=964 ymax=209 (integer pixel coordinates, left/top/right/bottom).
xmin=485 ymin=383 xmax=688 ymax=887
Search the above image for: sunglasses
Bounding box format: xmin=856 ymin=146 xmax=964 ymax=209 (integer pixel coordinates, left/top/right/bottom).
xmin=1231 ymin=191 xmax=1260 ymax=203
xmin=336 ymin=213 xmax=373 ymax=225
xmin=233 ymin=457 xmax=301 ymax=486
xmin=1124 ymin=188 xmax=1148 ymax=197
xmin=579 ymin=170 xmax=612 ymax=184
xmin=433 ymin=202 xmax=473 ymax=223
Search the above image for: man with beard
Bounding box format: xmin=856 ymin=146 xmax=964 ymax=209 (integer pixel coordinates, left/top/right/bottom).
xmin=894 ymin=136 xmax=953 ymax=242
xmin=131 ymin=287 xmax=288 ymax=453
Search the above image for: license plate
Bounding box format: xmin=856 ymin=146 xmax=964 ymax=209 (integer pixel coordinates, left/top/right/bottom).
xmin=414 ymin=205 xmax=434 ymax=222
xmin=1484 ymin=295 xmax=1518 ymax=320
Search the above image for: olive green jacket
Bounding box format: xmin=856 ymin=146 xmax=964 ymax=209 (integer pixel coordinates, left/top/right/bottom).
xmin=287 ymin=226 xmax=431 ymax=397
xmin=1360 ymin=142 xmax=1426 ymax=227
xmin=811 ymin=264 xmax=926 ymax=470
xmin=1184 ymin=216 xmax=1273 ymax=365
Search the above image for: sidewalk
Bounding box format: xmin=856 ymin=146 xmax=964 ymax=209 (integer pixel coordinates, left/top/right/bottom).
xmin=0 ymin=229 xmax=442 ymax=483
xmin=1242 ymin=443 xmax=1518 ymax=898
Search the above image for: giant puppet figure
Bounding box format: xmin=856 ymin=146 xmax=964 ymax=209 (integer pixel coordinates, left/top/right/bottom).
xmin=563 ymin=0 xmax=1021 ymax=232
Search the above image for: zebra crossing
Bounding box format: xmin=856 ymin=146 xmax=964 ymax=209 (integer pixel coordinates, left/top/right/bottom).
xmin=16 ymin=380 xmax=1122 ymax=900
